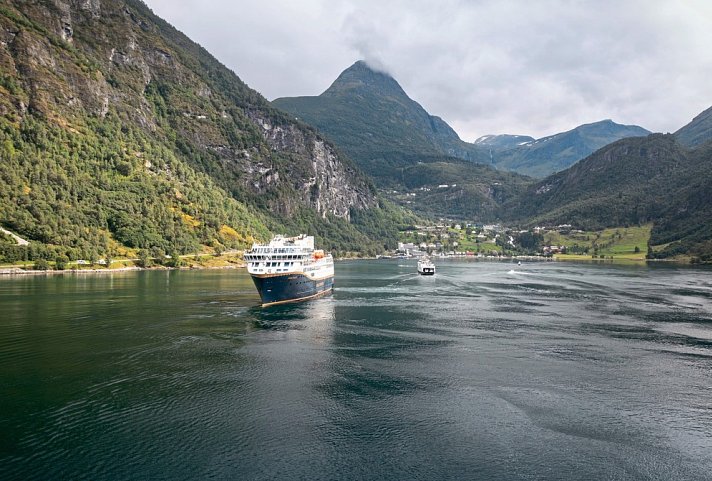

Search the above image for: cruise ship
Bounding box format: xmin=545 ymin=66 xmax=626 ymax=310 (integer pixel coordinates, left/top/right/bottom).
xmin=244 ymin=235 xmax=334 ymax=306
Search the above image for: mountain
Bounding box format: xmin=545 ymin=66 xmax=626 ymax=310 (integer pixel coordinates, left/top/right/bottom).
xmin=272 ymin=60 xmax=486 ymax=183
xmin=492 ymin=120 xmax=651 ymax=178
xmin=272 ymin=61 xmax=531 ymax=219
xmin=504 ymin=132 xmax=712 ymax=261
xmin=0 ymin=0 xmax=412 ymax=262
xmin=474 ymin=134 xmax=535 ymax=151
xmin=676 ymin=105 xmax=712 ymax=148
xmin=272 ymin=63 xmax=648 ymax=220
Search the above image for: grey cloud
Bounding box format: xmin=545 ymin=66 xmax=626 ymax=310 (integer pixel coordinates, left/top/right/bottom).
xmin=144 ymin=0 xmax=712 ymax=139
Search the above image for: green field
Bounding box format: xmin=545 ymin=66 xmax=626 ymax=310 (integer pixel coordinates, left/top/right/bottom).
xmin=456 ymin=239 xmax=502 ymax=253
xmin=545 ymin=225 xmax=651 ymax=260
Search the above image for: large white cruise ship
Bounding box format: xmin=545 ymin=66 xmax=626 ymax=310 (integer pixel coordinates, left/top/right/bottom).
xmin=243 ymin=234 xmax=334 ymax=306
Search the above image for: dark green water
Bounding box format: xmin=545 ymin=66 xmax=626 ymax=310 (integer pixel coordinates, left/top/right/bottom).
xmin=1 ymin=260 xmax=712 ymax=480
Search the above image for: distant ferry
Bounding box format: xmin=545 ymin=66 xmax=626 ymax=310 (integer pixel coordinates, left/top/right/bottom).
xmin=417 ymin=256 xmax=436 ymax=275
xmin=244 ymin=235 xmax=334 ymax=306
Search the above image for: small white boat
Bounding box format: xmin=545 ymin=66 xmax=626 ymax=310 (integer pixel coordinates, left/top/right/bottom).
xmin=417 ymin=257 xmax=435 ymax=275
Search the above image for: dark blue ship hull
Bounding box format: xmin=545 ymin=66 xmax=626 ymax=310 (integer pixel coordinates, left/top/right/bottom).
xmin=251 ymin=273 xmax=334 ymax=306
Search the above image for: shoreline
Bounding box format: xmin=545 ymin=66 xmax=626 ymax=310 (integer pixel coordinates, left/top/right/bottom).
xmin=0 ymin=264 xmax=245 ymax=276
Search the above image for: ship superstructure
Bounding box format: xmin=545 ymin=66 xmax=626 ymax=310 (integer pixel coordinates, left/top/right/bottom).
xmin=417 ymin=256 xmax=436 ymax=275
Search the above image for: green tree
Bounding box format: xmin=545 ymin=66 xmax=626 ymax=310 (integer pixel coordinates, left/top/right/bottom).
xmin=165 ymin=250 xmax=182 ymax=267
xmin=34 ymin=259 xmax=49 ymax=270
xmin=137 ymin=249 xmax=152 ymax=268
xmin=54 ymin=255 xmax=69 ymax=270
xmin=1 ymin=139 xmax=15 ymax=158
xmin=213 ymin=240 xmax=224 ymax=256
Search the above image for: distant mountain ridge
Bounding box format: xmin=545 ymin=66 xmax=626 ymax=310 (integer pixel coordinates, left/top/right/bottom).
xmin=274 ymin=61 xmax=650 ymax=182
xmin=490 ymin=120 xmax=651 ymax=177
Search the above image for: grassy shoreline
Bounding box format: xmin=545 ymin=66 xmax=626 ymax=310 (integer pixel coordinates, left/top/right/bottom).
xmin=0 ymin=253 xmax=246 ymax=275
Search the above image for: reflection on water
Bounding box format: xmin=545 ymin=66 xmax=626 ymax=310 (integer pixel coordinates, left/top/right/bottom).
xmin=1 ymin=261 xmax=712 ymax=480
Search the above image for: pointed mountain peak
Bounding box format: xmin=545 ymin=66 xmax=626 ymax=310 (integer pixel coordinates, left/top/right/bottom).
xmin=322 ymin=60 xmax=407 ymax=98
xmin=350 ymin=60 xmax=391 ymax=75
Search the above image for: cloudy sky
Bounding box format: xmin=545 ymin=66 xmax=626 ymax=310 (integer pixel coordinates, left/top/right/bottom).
xmin=144 ymin=0 xmax=712 ymax=140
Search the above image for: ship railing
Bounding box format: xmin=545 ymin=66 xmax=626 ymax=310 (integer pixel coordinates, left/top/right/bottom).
xmin=245 ymin=252 xmax=313 ymax=261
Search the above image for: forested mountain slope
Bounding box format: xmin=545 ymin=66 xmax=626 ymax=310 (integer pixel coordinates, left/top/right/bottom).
xmin=504 ymin=133 xmax=712 ymax=260
xmin=385 ymin=156 xmax=532 ymax=221
xmin=0 ymin=0 xmax=410 ymax=261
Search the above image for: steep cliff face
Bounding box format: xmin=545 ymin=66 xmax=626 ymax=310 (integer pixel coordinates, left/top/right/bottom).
xmin=0 ymin=0 xmax=388 ymax=256
xmin=246 ymin=111 xmax=373 ymax=219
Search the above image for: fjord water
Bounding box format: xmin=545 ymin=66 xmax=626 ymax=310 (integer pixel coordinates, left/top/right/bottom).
xmin=1 ymin=261 xmax=712 ymax=480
